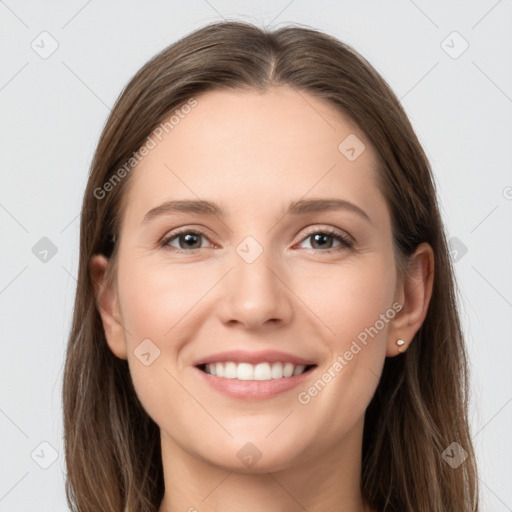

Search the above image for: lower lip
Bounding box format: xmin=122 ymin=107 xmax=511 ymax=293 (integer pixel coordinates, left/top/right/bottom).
xmin=193 ymin=365 xmax=317 ymax=400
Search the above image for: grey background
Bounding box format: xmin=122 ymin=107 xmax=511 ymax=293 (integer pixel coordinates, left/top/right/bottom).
xmin=1 ymin=1 xmax=511 ymax=510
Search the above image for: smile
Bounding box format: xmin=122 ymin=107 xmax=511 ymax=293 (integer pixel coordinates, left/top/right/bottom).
xmin=194 ymin=362 xmax=317 ymax=400
xmin=198 ymin=361 xmax=316 ymax=380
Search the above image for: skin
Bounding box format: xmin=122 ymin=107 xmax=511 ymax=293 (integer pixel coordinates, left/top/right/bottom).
xmin=91 ymin=86 xmax=434 ymax=512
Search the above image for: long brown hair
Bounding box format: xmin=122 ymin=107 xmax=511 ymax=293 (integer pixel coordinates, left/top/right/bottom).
xmin=62 ymin=20 xmax=479 ymax=511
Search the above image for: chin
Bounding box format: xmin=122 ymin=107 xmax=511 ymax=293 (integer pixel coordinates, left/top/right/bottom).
xmin=194 ymin=435 xmax=309 ymax=474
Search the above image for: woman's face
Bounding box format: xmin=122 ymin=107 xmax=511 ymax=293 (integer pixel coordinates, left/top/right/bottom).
xmin=100 ymin=86 xmax=405 ymax=471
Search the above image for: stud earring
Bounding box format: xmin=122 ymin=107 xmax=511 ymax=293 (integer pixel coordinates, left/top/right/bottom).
xmin=396 ymin=339 xmax=406 ymax=353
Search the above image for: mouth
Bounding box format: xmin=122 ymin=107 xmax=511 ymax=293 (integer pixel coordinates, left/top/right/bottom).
xmin=191 ymin=349 xmax=318 ymax=399
xmin=196 ymin=361 xmax=317 ymax=380
xmin=193 ymin=360 xmax=318 ymax=400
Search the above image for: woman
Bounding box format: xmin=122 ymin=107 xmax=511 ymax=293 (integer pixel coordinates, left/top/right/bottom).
xmin=62 ymin=20 xmax=479 ymax=511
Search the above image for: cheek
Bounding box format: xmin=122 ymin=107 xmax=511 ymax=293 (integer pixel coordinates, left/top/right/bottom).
xmin=115 ymin=256 xmax=222 ymax=411
xmin=117 ymin=256 xmax=209 ymax=341
xmin=291 ymin=259 xmax=395 ymax=438
xmin=292 ymin=254 xmax=397 ymax=344
xmin=290 ymin=254 xmax=396 ymax=406
xmin=116 ymin=258 xmax=202 ymax=426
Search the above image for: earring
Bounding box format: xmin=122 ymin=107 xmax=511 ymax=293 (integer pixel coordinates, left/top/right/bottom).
xmin=396 ymin=339 xmax=406 ymax=353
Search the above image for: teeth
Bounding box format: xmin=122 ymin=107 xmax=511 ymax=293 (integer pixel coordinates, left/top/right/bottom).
xmin=203 ymin=361 xmax=310 ymax=380
xmin=283 ymin=362 xmax=294 ymax=377
xmin=224 ymin=362 xmax=237 ymax=379
xmin=293 ymin=364 xmax=306 ymax=376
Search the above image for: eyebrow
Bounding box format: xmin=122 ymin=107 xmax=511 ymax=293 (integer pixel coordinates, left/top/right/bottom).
xmin=142 ymin=198 xmax=372 ymax=225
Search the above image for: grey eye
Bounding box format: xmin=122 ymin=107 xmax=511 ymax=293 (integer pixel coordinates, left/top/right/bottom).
xmin=166 ymin=231 xmax=208 ymax=250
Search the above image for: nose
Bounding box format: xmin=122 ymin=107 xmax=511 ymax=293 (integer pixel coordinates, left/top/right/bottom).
xmin=216 ymin=244 xmax=294 ymax=331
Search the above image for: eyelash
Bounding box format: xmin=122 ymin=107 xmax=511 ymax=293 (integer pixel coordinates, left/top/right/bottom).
xmin=160 ymin=227 xmax=354 ymax=254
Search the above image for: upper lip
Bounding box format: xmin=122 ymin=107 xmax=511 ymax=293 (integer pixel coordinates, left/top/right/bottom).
xmin=192 ymin=350 xmax=316 ymax=367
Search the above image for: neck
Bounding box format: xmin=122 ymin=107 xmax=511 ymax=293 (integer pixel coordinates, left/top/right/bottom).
xmin=158 ymin=415 xmax=372 ymax=512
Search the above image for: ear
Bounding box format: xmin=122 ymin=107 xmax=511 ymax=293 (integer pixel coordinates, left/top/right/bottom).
xmin=386 ymin=242 xmax=434 ymax=357
xmin=89 ymin=254 xmax=127 ymax=360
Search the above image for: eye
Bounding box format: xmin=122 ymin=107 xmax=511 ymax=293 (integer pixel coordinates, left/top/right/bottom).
xmin=161 ymin=229 xmax=214 ymax=252
xmin=160 ymin=227 xmax=354 ymax=254
xmin=296 ymin=227 xmax=354 ymax=252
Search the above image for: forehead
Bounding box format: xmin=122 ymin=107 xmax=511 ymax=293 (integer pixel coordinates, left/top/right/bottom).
xmin=121 ymin=86 xmax=383 ymax=223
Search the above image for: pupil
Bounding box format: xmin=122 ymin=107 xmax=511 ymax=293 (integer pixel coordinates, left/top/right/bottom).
xmin=181 ymin=233 xmax=200 ymax=249
xmin=312 ymin=233 xmax=332 ymax=249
